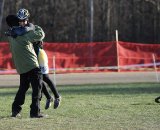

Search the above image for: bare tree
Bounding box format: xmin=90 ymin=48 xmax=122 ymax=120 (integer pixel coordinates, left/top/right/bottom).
xmin=1 ymin=0 xmax=160 ymax=43
xmin=0 ymin=0 xmax=5 ymax=36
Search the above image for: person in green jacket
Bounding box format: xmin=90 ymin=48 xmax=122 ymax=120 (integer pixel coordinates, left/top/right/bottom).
xmin=16 ymin=8 xmax=61 ymax=109
xmin=5 ymin=14 xmax=53 ymax=110
xmin=6 ymin=14 xmax=46 ymax=118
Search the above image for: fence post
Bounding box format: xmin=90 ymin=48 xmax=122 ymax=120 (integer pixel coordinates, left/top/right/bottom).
xmin=53 ymin=55 xmax=56 ymax=85
xmin=116 ymin=30 xmax=120 ymax=72
xmin=152 ymin=53 xmax=159 ymax=82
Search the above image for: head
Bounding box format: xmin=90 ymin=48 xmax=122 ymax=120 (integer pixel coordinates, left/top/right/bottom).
xmin=17 ymin=8 xmax=30 ymax=27
xmin=6 ymin=15 xmax=19 ymax=27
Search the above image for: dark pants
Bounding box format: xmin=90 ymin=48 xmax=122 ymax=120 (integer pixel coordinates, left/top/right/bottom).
xmin=12 ymin=68 xmax=43 ymax=116
xmin=43 ymin=74 xmax=60 ymax=99
xmin=42 ymin=82 xmax=51 ymax=99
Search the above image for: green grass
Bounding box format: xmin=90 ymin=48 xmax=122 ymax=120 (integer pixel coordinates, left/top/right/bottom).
xmin=0 ymin=83 xmax=160 ymax=130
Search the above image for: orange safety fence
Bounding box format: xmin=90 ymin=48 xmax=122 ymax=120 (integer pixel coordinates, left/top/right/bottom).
xmin=0 ymin=41 xmax=160 ymax=74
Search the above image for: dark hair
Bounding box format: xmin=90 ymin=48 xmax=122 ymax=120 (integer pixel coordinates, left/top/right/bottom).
xmin=6 ymin=15 xmax=19 ymax=27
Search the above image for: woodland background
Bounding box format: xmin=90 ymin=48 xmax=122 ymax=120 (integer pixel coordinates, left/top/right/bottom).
xmin=0 ymin=0 xmax=160 ymax=43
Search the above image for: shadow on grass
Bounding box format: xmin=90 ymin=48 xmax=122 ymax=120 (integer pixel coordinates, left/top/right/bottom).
xmin=60 ymin=86 xmax=160 ymax=95
xmin=0 ymin=83 xmax=160 ymax=96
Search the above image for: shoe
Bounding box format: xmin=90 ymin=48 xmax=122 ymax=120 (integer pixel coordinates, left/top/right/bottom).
xmin=54 ymin=96 xmax=61 ymax=109
xmin=155 ymin=96 xmax=160 ymax=103
xmin=45 ymin=97 xmax=53 ymax=109
xmin=30 ymin=113 xmax=47 ymax=118
xmin=11 ymin=111 xmax=21 ymax=117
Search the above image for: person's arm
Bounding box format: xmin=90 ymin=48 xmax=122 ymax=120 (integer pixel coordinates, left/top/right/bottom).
xmin=4 ymin=28 xmax=17 ymax=38
xmin=12 ymin=23 xmax=35 ymax=36
xmin=33 ymin=41 xmax=44 ymax=49
xmin=24 ymin=25 xmax=45 ymax=42
xmin=25 ymin=23 xmax=35 ymax=32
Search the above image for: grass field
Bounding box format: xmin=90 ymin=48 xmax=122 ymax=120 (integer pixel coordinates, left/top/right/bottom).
xmin=0 ymin=83 xmax=160 ymax=130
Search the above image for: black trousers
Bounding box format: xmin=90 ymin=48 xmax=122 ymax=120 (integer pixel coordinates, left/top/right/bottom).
xmin=12 ymin=68 xmax=43 ymax=116
xmin=42 ymin=82 xmax=51 ymax=99
xmin=42 ymin=74 xmax=60 ymax=99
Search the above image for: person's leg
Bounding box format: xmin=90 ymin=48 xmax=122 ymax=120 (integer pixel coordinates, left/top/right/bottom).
xmin=43 ymin=74 xmax=60 ymax=98
xmin=42 ymin=81 xmax=52 ymax=100
xmin=42 ymin=82 xmax=53 ymax=109
xmin=43 ymin=74 xmax=61 ymax=109
xmin=11 ymin=73 xmax=30 ymax=117
xmin=28 ymin=68 xmax=43 ymax=117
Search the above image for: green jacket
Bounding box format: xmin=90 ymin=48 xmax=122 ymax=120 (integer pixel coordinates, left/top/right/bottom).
xmin=8 ymin=25 xmax=45 ymax=74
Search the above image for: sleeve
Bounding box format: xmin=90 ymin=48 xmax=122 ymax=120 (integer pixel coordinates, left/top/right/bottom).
xmin=12 ymin=23 xmax=35 ymax=36
xmin=24 ymin=25 xmax=45 ymax=43
xmin=12 ymin=27 xmax=26 ymax=36
xmin=25 ymin=23 xmax=35 ymax=32
xmin=4 ymin=28 xmax=17 ymax=38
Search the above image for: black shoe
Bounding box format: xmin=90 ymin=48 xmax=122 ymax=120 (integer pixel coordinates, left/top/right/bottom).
xmin=30 ymin=113 xmax=47 ymax=118
xmin=11 ymin=111 xmax=21 ymax=117
xmin=45 ymin=97 xmax=53 ymax=109
xmin=155 ymin=96 xmax=160 ymax=103
xmin=54 ymin=96 xmax=61 ymax=109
